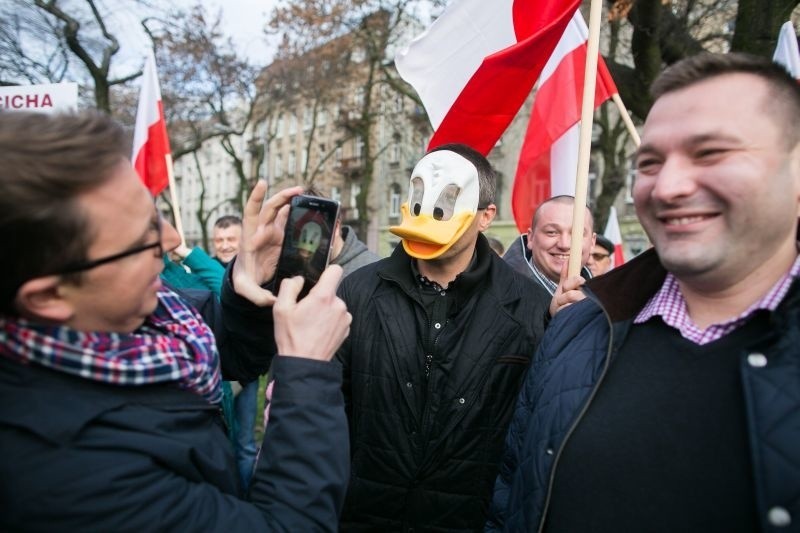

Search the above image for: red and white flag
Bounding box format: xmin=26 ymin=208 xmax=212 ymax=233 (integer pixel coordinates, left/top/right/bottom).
xmin=132 ymin=50 xmax=171 ymax=196
xmin=395 ymin=0 xmax=581 ymax=156
xmin=773 ymin=21 xmax=800 ymax=80
xmin=604 ymin=205 xmax=625 ymax=267
xmin=510 ymin=11 xmax=618 ymax=233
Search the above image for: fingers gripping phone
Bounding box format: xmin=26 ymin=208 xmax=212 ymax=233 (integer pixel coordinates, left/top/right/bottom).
xmin=274 ymin=195 xmax=340 ymax=299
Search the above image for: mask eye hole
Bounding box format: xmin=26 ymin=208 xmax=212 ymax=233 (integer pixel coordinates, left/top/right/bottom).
xmin=432 ymin=184 xmax=459 ymax=221
xmin=410 ymin=177 xmax=424 ymax=217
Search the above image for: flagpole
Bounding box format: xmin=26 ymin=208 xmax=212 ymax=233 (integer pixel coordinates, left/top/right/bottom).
xmin=567 ymin=0 xmax=603 ymax=278
xmin=165 ymin=154 xmax=186 ymax=246
xmin=611 ymin=93 xmax=641 ymax=146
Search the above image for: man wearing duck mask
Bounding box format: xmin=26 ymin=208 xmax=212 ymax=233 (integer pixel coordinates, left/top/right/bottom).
xmin=335 ymin=143 xmax=551 ymax=531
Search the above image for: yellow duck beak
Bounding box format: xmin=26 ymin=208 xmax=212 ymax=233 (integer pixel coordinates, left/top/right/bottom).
xmin=390 ymin=203 xmax=476 ymax=260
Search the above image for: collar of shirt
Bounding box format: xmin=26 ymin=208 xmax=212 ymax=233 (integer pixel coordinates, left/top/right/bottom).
xmin=411 ymin=251 xmax=478 ymax=294
xmin=634 ymin=254 xmax=800 ymax=345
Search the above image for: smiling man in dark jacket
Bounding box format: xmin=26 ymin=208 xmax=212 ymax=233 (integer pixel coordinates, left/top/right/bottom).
xmin=336 ymin=143 xmax=550 ymax=531
xmin=489 ymin=53 xmax=800 ymax=533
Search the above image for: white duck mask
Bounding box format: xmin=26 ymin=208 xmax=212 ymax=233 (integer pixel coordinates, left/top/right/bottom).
xmin=389 ymin=150 xmax=480 ymax=260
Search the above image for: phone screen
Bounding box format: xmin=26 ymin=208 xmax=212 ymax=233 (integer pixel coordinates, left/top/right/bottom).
xmin=274 ymin=195 xmax=340 ymax=299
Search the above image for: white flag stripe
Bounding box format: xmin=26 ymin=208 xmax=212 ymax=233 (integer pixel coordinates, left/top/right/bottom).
xmin=395 ymin=0 xmax=517 ymax=129
xmin=773 ymin=21 xmax=800 ymax=79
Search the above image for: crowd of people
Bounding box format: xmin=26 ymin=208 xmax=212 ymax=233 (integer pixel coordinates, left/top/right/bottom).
xmin=1 ymin=51 xmax=798 ymax=532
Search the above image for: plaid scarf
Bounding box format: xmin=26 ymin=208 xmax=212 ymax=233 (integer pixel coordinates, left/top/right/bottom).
xmin=0 ymin=287 xmax=222 ymax=404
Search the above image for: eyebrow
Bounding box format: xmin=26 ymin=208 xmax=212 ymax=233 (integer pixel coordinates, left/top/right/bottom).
xmin=635 ymin=132 xmax=742 ymax=160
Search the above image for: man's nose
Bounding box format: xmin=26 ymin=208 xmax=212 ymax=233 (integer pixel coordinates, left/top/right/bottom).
xmin=161 ymin=219 xmax=182 ymax=253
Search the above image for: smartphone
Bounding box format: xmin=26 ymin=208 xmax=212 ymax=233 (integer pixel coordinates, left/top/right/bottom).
xmin=274 ymin=194 xmax=340 ymax=299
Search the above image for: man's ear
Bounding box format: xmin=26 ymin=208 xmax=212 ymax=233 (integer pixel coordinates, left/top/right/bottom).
xmin=477 ymin=204 xmax=497 ymax=231
xmin=14 ymin=276 xmax=74 ymax=324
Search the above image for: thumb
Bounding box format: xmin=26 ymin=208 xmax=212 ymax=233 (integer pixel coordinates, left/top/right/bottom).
xmin=558 ymin=260 xmax=570 ymax=290
xmin=275 ymin=275 xmax=305 ymax=309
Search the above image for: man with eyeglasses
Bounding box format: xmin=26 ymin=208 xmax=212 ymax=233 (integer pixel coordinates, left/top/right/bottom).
xmin=586 ymin=234 xmax=615 ymax=277
xmin=0 ymin=110 xmax=352 ymax=531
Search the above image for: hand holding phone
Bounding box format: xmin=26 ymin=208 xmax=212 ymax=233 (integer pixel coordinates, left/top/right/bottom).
xmin=274 ymin=194 xmax=340 ymax=299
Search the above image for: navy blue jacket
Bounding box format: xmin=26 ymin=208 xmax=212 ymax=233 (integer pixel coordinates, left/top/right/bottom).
xmin=0 ymin=272 xmax=349 ymax=531
xmin=487 ymin=249 xmax=800 ymax=532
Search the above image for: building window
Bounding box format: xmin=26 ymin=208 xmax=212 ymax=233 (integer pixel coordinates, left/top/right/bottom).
xmin=303 ymin=106 xmax=312 ymax=131
xmin=301 ymin=148 xmax=308 ymax=174
xmin=318 ymin=108 xmax=327 ymax=126
xmin=355 ymin=136 xmax=365 ymax=161
xmin=335 ymin=146 xmax=342 ymax=165
xmin=625 ymin=167 xmax=635 ymax=204
xmin=395 ymin=93 xmax=403 ymax=113
xmin=288 ymin=114 xmax=297 ymax=136
xmin=350 ymin=184 xmax=361 ymax=220
xmin=276 ymin=114 xmax=284 ymax=139
xmin=274 ymin=154 xmax=283 ymax=178
xmin=354 ymin=88 xmax=365 ymax=108
xmin=288 ymin=151 xmax=296 ymax=175
xmin=389 ymin=183 xmax=401 ymax=218
xmin=390 ymin=138 xmax=400 ymax=163
xmin=331 ymin=186 xmax=341 ymax=204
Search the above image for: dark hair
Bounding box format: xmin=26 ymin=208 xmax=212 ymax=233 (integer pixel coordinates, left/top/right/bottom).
xmin=0 ymin=111 xmax=128 ymax=314
xmin=213 ymin=215 xmax=242 ymax=229
xmin=428 ymin=143 xmax=496 ymax=208
xmin=594 ymin=234 xmax=615 ymax=255
xmin=651 ymin=52 xmax=800 ymax=146
xmin=530 ymin=195 xmax=594 ymax=232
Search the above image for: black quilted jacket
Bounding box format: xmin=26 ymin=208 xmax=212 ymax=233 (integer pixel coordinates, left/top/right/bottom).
xmin=337 ymin=234 xmax=551 ymax=532
xmin=488 ymin=249 xmax=800 ymax=532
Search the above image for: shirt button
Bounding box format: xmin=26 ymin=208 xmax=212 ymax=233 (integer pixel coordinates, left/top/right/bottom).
xmin=440 ymin=291 xmax=446 ymax=296
xmin=434 ymin=322 xmax=442 ymax=329
xmin=767 ymin=506 xmax=791 ymax=527
xmin=406 ymin=382 xmax=413 ymax=388
xmin=747 ymin=353 xmax=768 ymax=367
xmin=458 ymin=397 xmax=465 ymax=404
xmin=545 ymin=448 xmax=554 ymax=456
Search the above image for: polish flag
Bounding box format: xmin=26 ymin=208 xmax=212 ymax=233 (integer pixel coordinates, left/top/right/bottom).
xmin=510 ymin=11 xmax=618 ymax=233
xmin=395 ymin=0 xmax=581 ymax=156
xmin=604 ymin=205 xmax=625 ymax=267
xmin=132 ymin=50 xmax=171 ymax=196
xmin=773 ymin=21 xmax=800 ymax=80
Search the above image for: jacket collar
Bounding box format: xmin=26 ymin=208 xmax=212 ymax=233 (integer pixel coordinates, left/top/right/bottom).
xmin=584 ymin=248 xmax=667 ymax=322
xmin=379 ymin=233 xmax=496 ymax=311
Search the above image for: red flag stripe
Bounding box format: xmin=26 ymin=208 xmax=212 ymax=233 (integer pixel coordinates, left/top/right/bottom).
xmin=132 ymin=51 xmax=170 ymax=197
xmin=428 ymin=0 xmax=581 ymax=155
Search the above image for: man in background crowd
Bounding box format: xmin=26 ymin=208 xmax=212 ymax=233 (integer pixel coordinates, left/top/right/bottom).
xmin=212 ymin=215 xmax=242 ymax=266
xmin=503 ymin=195 xmax=595 ymax=314
xmin=586 ymin=234 xmax=615 ymax=277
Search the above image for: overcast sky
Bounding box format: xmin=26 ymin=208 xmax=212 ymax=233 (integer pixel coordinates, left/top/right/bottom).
xmin=113 ymin=0 xmax=279 ymax=69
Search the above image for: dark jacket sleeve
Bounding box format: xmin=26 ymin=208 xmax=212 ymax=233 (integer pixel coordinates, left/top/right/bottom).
xmin=218 ymin=263 xmax=279 ymax=382
xmin=249 ymin=356 xmax=350 ymax=530
xmin=0 ymin=357 xmax=348 ymax=532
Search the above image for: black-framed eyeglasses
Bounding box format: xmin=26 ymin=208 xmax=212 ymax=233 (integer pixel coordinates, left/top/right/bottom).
xmin=590 ymin=252 xmax=610 ymax=261
xmin=58 ymin=213 xmax=163 ymax=274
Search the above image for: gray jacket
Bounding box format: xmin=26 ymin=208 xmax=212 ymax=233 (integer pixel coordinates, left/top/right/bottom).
xmin=332 ymin=225 xmax=380 ymax=277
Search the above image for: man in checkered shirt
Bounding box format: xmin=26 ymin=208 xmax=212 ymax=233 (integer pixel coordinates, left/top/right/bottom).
xmin=489 ymin=52 xmax=800 ymax=533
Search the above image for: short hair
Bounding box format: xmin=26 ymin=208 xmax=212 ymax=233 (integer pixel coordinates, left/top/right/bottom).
xmin=651 ymin=52 xmax=800 ymax=147
xmin=531 ymin=195 xmax=594 ymax=231
xmin=213 ymin=215 xmax=242 ymax=229
xmin=594 ymin=234 xmax=615 ymax=255
xmin=428 ymin=143 xmax=496 ymax=208
xmin=0 ymin=111 xmax=128 ymax=314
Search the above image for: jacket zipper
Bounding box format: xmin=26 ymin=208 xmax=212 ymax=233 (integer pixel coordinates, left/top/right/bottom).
xmin=536 ymin=294 xmax=617 ymax=533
